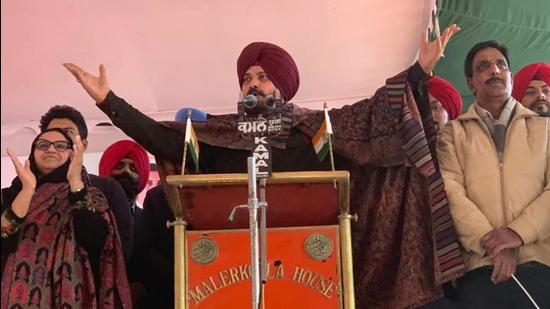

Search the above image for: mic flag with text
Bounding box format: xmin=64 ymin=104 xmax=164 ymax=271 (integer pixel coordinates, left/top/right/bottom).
xmin=312 ymin=108 xmax=333 ymax=162
xmin=185 ymin=116 xmax=200 ymax=171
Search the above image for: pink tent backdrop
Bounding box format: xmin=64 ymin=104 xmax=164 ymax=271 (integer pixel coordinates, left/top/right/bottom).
xmin=2 ymin=0 xmax=436 ymax=185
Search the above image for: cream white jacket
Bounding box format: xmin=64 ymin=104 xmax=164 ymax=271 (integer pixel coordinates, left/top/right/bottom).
xmin=437 ymin=100 xmax=550 ymax=270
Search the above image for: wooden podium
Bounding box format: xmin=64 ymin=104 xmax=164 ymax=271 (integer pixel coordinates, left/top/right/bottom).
xmin=165 ymin=171 xmax=354 ymax=309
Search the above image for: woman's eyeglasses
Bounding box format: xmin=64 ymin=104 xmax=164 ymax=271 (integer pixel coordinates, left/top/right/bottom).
xmin=35 ymin=140 xmax=72 ymax=152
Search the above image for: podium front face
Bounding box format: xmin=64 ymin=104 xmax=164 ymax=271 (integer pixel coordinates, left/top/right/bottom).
xmin=187 ymin=226 xmax=342 ymax=308
xmin=165 ymin=171 xmax=353 ymax=309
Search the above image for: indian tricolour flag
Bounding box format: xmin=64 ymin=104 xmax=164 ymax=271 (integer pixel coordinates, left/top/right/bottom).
xmin=312 ymin=108 xmax=333 ymax=162
xmin=185 ymin=116 xmax=200 ymax=170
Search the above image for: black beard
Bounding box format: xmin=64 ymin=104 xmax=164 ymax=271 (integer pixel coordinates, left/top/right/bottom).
xmin=113 ymin=172 xmax=140 ymax=203
xmin=247 ymin=88 xmax=267 ymax=97
xmin=532 ymin=100 xmax=550 ymax=115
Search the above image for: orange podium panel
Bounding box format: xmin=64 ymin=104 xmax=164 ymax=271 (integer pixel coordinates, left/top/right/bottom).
xmin=186 ymin=226 xmax=342 ymax=309
xmin=165 ymin=171 xmax=355 ymax=309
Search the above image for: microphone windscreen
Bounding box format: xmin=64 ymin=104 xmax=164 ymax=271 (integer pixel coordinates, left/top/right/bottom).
xmin=263 ymin=95 xmax=276 ymax=110
xmin=243 ymin=94 xmax=259 ymax=109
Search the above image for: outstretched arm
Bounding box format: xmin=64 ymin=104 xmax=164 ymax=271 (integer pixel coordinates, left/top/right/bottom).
xmin=63 ymin=63 xmax=187 ymax=165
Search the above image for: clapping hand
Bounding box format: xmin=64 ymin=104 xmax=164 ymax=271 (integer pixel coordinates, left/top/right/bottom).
xmin=6 ymin=148 xmax=36 ymax=191
xmin=67 ymin=135 xmax=85 ymax=190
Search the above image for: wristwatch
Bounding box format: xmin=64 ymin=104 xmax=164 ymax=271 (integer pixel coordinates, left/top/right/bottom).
xmin=71 ymin=186 xmax=85 ymax=193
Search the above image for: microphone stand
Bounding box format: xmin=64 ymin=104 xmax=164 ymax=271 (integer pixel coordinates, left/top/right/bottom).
xmin=235 ymin=94 xmax=282 ymax=309
xmin=246 ymin=157 xmax=261 ymax=309
xmin=259 ymin=178 xmax=268 ymax=305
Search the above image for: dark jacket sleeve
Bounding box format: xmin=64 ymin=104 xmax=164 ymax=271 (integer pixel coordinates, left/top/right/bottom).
xmin=70 ymin=187 xmax=108 ymax=254
xmin=407 ymin=61 xmax=433 ymax=121
xmin=89 ymin=174 xmax=134 ymax=263
xmin=407 ymin=61 xmax=439 ymax=156
xmin=70 ymin=187 xmax=109 ymax=289
xmin=1 ymin=187 xmax=22 ymax=251
xmin=1 ymin=187 xmax=23 ymax=276
xmin=97 ymin=91 xmax=186 ymax=164
xmin=0 ymin=184 xmax=25 ymax=274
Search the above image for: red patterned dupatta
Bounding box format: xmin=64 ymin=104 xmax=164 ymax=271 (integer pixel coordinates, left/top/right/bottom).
xmin=1 ymin=177 xmax=131 ymax=308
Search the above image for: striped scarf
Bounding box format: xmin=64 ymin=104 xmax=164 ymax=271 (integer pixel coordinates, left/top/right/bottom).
xmin=387 ymin=73 xmax=466 ymax=282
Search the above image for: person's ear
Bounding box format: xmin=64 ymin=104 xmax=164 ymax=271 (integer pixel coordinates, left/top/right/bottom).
xmin=467 ymin=77 xmax=476 ymax=94
xmin=81 ymin=138 xmax=88 ymax=151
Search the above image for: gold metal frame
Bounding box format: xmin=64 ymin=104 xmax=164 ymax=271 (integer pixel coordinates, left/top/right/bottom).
xmin=166 ymin=170 xmax=354 ymax=309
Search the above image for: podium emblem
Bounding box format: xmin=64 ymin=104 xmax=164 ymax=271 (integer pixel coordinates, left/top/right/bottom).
xmin=190 ymin=237 xmax=218 ymax=264
xmin=304 ymin=233 xmax=333 ymax=260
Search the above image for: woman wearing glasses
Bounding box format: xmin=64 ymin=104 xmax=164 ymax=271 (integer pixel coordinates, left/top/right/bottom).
xmin=1 ymin=128 xmax=131 ymax=308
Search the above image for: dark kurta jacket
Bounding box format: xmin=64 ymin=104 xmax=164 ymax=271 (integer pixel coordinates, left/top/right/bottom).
xmin=89 ymin=174 xmax=134 ymax=263
xmin=97 ymin=62 xmax=465 ymax=308
xmin=140 ymin=185 xmax=175 ymax=309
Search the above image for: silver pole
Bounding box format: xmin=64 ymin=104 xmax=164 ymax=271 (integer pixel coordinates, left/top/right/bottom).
xmin=247 ymin=157 xmax=260 ymax=309
xmin=259 ymin=178 xmax=267 ymax=284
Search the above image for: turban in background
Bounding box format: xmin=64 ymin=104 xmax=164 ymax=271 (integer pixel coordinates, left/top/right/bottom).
xmin=175 ymin=107 xmax=208 ymax=122
xmin=237 ymin=42 xmax=300 ymax=101
xmin=512 ymin=62 xmax=550 ymax=101
xmin=427 ymin=76 xmax=462 ymax=120
xmin=99 ymin=140 xmax=150 ymax=193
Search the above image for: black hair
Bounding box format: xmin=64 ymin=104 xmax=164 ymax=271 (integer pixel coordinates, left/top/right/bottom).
xmin=39 ymin=105 xmax=88 ymax=139
xmin=464 ymin=40 xmax=510 ymax=78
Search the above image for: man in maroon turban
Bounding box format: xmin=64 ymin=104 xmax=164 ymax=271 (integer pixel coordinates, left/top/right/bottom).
xmin=427 ymin=76 xmax=463 ymax=131
xmin=512 ymin=62 xmax=550 ymax=116
xmin=65 ymin=26 xmax=467 ymax=308
xmin=237 ymin=42 xmax=300 ymax=103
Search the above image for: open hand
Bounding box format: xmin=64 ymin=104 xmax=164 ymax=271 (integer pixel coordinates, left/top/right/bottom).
xmin=6 ymin=148 xmax=36 ymax=191
xmin=63 ymin=63 xmax=110 ymax=103
xmin=418 ymin=24 xmax=460 ymax=75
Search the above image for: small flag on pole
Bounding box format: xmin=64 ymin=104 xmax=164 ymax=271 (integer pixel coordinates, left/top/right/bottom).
xmin=184 ymin=116 xmax=200 ymax=171
xmin=312 ymin=105 xmax=333 ymax=162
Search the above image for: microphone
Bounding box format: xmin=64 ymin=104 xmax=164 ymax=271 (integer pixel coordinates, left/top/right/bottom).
xmin=242 ymin=94 xmax=259 ymax=110
xmin=239 ymin=89 xmax=282 ymax=117
xmin=263 ymin=95 xmax=276 ymax=110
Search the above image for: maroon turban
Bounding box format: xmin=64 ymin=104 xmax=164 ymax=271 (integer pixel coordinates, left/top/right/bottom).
xmin=99 ymin=140 xmax=150 ymax=193
xmin=237 ymin=42 xmax=300 ymax=101
xmin=512 ymin=62 xmax=550 ymax=101
xmin=427 ymin=76 xmax=462 ymax=120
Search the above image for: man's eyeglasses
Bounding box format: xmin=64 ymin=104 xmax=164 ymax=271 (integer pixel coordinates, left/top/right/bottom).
xmin=35 ymin=139 xmax=72 ymax=152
